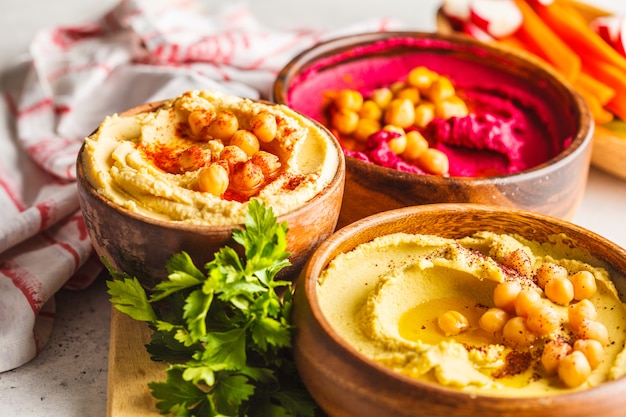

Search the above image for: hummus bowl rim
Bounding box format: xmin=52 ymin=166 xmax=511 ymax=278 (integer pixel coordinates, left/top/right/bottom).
xmin=297 ymin=203 xmax=626 ymax=404
xmin=272 ymin=30 xmax=594 ymax=184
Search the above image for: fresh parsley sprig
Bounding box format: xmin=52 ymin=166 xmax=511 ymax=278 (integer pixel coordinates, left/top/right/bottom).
xmin=106 ymin=199 xmax=316 ymax=417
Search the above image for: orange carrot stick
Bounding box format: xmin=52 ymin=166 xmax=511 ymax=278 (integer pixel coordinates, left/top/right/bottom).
xmin=575 ymin=85 xmax=615 ymax=124
xmin=512 ymin=0 xmax=581 ymax=81
xmin=584 ymin=57 xmax=626 ymax=121
xmin=535 ymin=1 xmax=626 ymax=75
xmin=575 ymin=72 xmax=615 ymax=106
xmin=495 ymin=35 xmax=529 ymax=51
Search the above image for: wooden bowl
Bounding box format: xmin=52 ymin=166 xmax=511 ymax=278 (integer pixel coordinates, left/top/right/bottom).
xmin=436 ymin=0 xmax=626 ymax=182
xmin=76 ymin=100 xmax=345 ymax=288
xmin=272 ymin=32 xmax=593 ymax=228
xmin=292 ymin=203 xmax=626 ymax=417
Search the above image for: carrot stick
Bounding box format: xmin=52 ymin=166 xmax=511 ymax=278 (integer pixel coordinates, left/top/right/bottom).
xmin=575 ymin=85 xmax=615 ymax=124
xmin=575 ymin=72 xmax=615 ymax=106
xmin=535 ymin=1 xmax=626 ymax=75
xmin=512 ymin=0 xmax=581 ymax=81
xmin=584 ymin=58 xmax=626 ymax=121
xmin=495 ymin=35 xmax=528 ymax=51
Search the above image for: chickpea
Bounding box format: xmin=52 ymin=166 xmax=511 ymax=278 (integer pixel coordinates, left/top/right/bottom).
xmin=187 ymin=108 xmax=216 ymax=139
xmin=389 ymin=81 xmax=405 ymax=94
xmin=415 ymin=148 xmax=449 ymax=176
xmin=558 ymin=351 xmax=591 ymax=388
xmin=577 ymin=319 xmax=609 ymax=345
xmin=370 ymin=88 xmax=393 ymax=109
xmin=502 ymin=248 xmax=533 ymax=277
xmin=526 ymin=305 xmax=561 ymax=336
xmin=414 ymin=102 xmax=436 ymax=128
xmin=251 ymin=110 xmax=278 ymax=143
xmin=335 ymin=89 xmax=363 ymax=111
xmin=493 ymin=281 xmax=523 ymax=314
xmin=178 ymin=145 xmax=209 ymax=172
xmin=536 ymin=262 xmax=568 ymax=289
xmin=384 ymin=98 xmax=416 ymax=129
xmin=402 ymin=130 xmax=429 ymax=160
xmin=230 ymin=159 xmax=264 ymax=193
xmin=514 ymin=289 xmax=542 ymax=318
xmin=352 ymin=118 xmax=381 ymax=142
xmin=568 ymin=299 xmax=597 ymax=331
xmin=437 ymin=310 xmax=470 ymax=336
xmin=541 ymin=340 xmax=572 ymax=374
xmin=359 ymin=100 xmax=383 ymax=120
xmin=545 ymin=277 xmax=575 ymax=306
xmin=427 ymin=76 xmax=456 ymax=102
xmin=407 ymin=66 xmax=438 ymax=93
xmin=197 ymin=163 xmax=229 ymax=197
xmin=207 ymin=110 xmax=239 ymax=141
xmin=502 ymin=316 xmax=536 ymax=348
xmin=331 ymin=108 xmax=359 ymax=135
xmin=570 ymin=270 xmax=597 ymax=300
xmin=220 ymin=145 xmax=248 ymax=172
xmin=574 ymin=339 xmax=604 ymax=369
xmin=229 ymin=130 xmax=260 ymax=157
xmin=434 ymin=96 xmax=469 ymax=119
xmin=395 ymin=87 xmax=421 ymax=105
xmin=479 ymin=307 xmax=510 ymax=335
xmin=382 ymin=124 xmax=405 ymax=135
xmin=251 ymin=151 xmax=281 ymax=179
xmin=387 ymin=132 xmax=407 ymax=155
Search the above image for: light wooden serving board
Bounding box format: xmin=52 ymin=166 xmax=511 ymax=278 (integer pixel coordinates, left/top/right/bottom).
xmin=107 ymin=308 xmax=165 ymax=417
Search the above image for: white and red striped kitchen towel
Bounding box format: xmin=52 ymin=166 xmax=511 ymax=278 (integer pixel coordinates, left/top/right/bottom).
xmin=0 ymin=0 xmax=399 ymax=372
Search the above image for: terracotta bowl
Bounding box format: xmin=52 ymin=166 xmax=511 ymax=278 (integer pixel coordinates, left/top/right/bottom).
xmin=76 ymin=101 xmax=345 ymax=288
xmin=292 ymin=203 xmax=626 ymax=417
xmin=272 ymin=32 xmax=594 ymax=228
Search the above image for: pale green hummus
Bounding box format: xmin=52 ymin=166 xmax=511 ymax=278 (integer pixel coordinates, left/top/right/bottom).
xmin=317 ymin=231 xmax=626 ymax=397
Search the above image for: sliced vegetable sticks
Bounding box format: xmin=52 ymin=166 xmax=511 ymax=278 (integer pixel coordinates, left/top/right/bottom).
xmin=575 ymin=72 xmax=615 ymax=106
xmin=536 ymin=1 xmax=626 ymax=75
xmin=584 ymin=57 xmax=626 ymax=121
xmin=512 ymin=0 xmax=581 ymax=81
xmin=575 ymin=86 xmax=614 ymax=125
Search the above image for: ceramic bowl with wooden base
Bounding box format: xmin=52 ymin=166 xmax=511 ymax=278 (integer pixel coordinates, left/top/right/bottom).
xmin=292 ymin=203 xmax=626 ymax=417
xmin=76 ymin=99 xmax=345 ymax=288
xmin=272 ymin=32 xmax=593 ymax=229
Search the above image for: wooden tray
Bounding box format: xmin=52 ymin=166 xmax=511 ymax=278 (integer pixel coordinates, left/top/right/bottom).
xmin=437 ymin=0 xmax=626 ymax=181
xmin=107 ymin=308 xmax=164 ymax=417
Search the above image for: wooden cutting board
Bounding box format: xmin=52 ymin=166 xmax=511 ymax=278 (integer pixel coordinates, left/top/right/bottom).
xmin=107 ymin=308 xmax=165 ymax=417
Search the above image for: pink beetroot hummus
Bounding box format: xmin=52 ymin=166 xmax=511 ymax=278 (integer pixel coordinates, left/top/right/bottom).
xmin=284 ymin=36 xmax=577 ymax=177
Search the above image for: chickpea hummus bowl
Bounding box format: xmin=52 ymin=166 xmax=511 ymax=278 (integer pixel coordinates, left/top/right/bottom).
xmin=77 ymin=90 xmax=345 ymax=287
xmin=292 ymin=203 xmax=626 ymax=417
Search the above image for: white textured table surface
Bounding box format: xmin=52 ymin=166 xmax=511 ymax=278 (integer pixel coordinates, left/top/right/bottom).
xmin=0 ymin=1 xmax=625 ymax=416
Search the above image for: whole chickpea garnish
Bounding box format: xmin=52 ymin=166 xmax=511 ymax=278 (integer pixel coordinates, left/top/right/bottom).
xmin=207 ymin=110 xmax=239 ymax=141
xmin=178 ymin=145 xmax=210 ymax=172
xmin=251 ymin=110 xmax=278 ymax=143
xmin=197 ymin=163 xmax=229 ymax=197
xmin=251 ymin=151 xmax=281 ymax=179
xmin=230 ymin=159 xmax=264 ymax=195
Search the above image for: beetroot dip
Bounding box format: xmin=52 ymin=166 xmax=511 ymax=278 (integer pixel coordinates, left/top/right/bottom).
xmin=282 ymin=35 xmax=578 ymax=177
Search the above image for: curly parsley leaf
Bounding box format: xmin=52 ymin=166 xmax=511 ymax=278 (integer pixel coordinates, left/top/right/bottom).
xmin=107 ymin=200 xmax=316 ymax=417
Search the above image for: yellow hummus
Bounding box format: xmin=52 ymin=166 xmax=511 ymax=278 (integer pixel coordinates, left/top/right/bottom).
xmin=82 ymin=90 xmax=339 ymax=225
xmin=317 ymin=231 xmax=626 ymax=397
